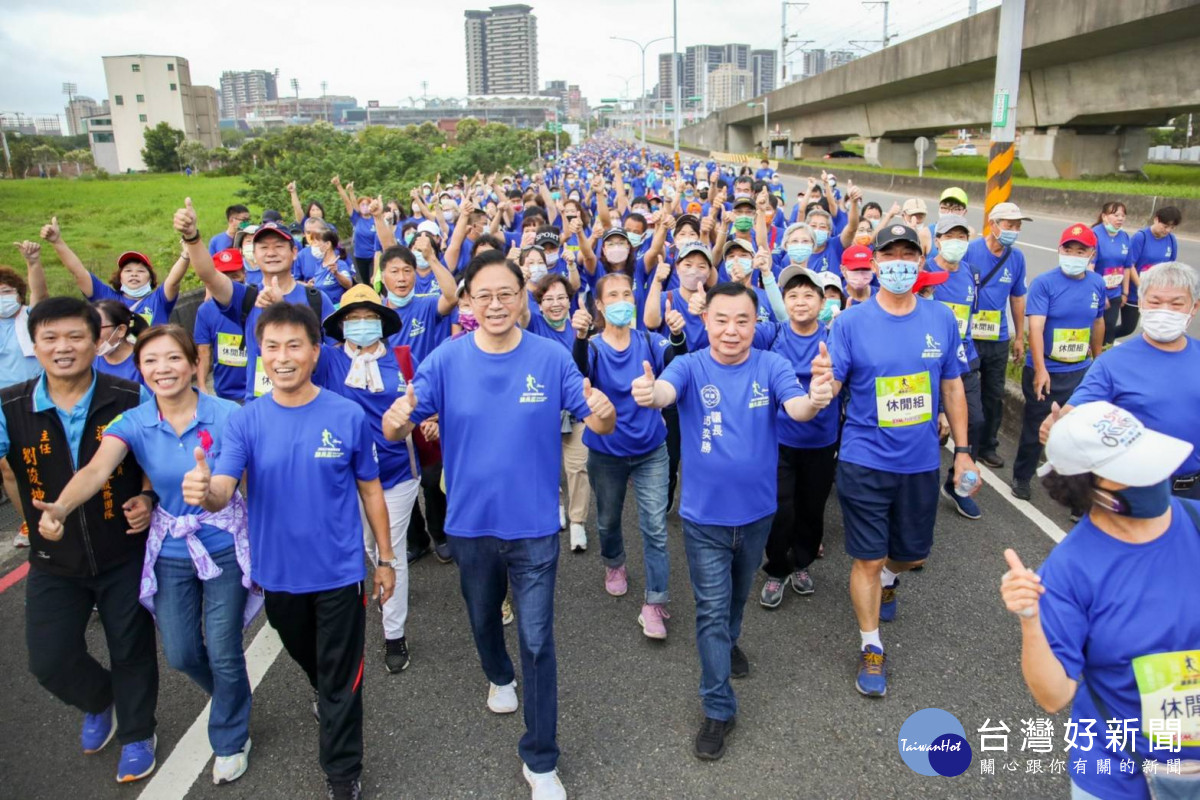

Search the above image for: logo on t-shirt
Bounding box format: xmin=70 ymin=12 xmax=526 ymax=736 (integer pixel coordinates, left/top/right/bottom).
xmin=315 ymin=429 xmax=345 ymax=459
xmin=700 ymin=384 xmax=721 ymax=408
xmin=749 ymin=380 xmax=770 ymax=409
xmin=922 ymin=334 xmax=943 ymax=359
xmin=409 ymin=319 xmax=426 ymax=338
xmin=520 ymin=374 xmax=547 ymax=404
xmin=999 ymin=267 xmax=1012 ymax=284
xmin=1091 ymin=291 xmax=1100 ymax=309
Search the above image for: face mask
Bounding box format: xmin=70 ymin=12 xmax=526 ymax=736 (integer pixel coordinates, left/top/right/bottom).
xmin=529 ymin=262 xmax=548 ymax=282
xmin=1104 ymin=223 xmax=1120 ymax=235
xmin=997 ymin=229 xmax=1019 ymax=247
xmin=343 ymin=319 xmax=383 ymax=347
xmin=550 ymin=191 xmax=561 ymax=201
xmin=1141 ymin=308 xmax=1192 ymax=343
xmin=309 ymin=244 xmax=322 ymax=257
xmin=813 ymin=230 xmax=829 ymax=247
xmin=96 ymin=329 xmax=123 ymax=358
xmin=404 ymin=231 xmax=416 ymax=246
xmin=939 ymin=239 xmax=969 ymax=263
xmin=854 ymin=234 xmax=872 ymax=246
xmin=415 ymin=251 xmax=428 ymax=269
xmin=845 ymin=271 xmax=873 ymax=290
xmin=603 ymin=301 xmax=636 ymax=327
xmin=122 ymin=282 xmax=152 ymax=298
xmin=544 ymin=251 xmax=560 ymax=268
xmin=626 ymin=232 xmax=643 ymax=247
xmin=868 ymin=218 xmax=880 ymax=230
xmin=387 ymin=289 xmax=415 ymax=308
xmin=732 ymin=216 xmax=754 ymax=233
xmin=458 ymin=311 xmax=479 ymax=332
xmin=443 ymin=211 xmax=456 ymax=223
xmin=0 ymin=295 xmax=20 ymax=318
xmin=818 ymin=298 xmax=839 ymax=324
xmin=1092 ymin=480 xmax=1171 ymax=519
xmin=730 ymin=257 xmax=752 ymax=279
xmin=1059 ymin=255 xmax=1089 ymax=276
xmin=604 ymin=245 xmax=630 ymax=263
xmin=877 ymin=260 xmax=920 ymax=294
xmin=680 ymin=272 xmax=705 ymax=291
xmin=786 ymin=244 xmax=813 ymax=264
xmin=545 ymin=314 xmax=568 ymax=330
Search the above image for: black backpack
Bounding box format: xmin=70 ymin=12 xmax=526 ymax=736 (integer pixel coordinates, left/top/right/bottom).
xmin=238 ymin=284 xmax=325 ymax=329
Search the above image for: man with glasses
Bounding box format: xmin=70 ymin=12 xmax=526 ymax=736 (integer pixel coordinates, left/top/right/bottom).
xmin=208 ymin=205 xmax=252 ymax=256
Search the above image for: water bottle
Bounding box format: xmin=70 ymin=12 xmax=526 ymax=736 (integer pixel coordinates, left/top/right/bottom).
xmin=955 ymin=470 xmax=979 ymax=498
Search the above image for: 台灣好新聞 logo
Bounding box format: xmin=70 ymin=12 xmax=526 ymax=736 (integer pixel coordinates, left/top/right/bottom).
xmin=898 ymin=708 xmax=973 ymax=777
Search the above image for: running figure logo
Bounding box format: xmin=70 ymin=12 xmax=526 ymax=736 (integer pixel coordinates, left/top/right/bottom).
xmin=520 ymin=374 xmax=547 ymax=404
xmin=314 ymin=429 xmax=345 ymax=459
xmin=748 ymin=380 xmax=770 ymax=409
xmin=922 ymin=334 xmax=943 ymax=359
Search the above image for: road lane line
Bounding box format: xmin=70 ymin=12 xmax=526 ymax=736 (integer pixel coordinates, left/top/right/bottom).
xmin=0 ymin=561 xmax=29 ymax=593
xmin=945 ymin=441 xmax=1067 ymax=543
xmin=136 ymin=623 xmax=283 ymax=800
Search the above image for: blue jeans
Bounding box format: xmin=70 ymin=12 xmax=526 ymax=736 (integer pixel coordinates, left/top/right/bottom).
xmin=154 ymin=546 xmax=251 ymax=756
xmin=681 ymin=514 xmax=774 ymax=721
xmin=588 ymin=443 xmax=670 ymax=605
xmin=449 ymin=533 xmax=559 ymax=773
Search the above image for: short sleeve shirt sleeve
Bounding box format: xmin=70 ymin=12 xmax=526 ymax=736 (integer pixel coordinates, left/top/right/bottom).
xmin=193 ymin=303 xmax=215 ymax=346
xmin=213 ymin=407 xmax=250 ymax=479
xmin=88 ymin=274 xmax=121 ymax=302
xmin=768 ymin=352 xmax=804 ymax=406
xmin=102 ymin=410 xmax=139 ymax=448
xmin=660 ymin=354 xmax=690 ymax=402
xmin=1011 ymin=252 xmax=1029 ymax=298
xmin=410 ymin=353 xmax=444 ymax=426
xmin=1025 ymin=275 xmax=1050 ymax=317
xmin=1036 ymin=557 xmax=1089 ymax=681
xmin=1069 ymin=358 xmax=1113 ymax=407
xmin=351 ymin=409 xmax=380 ymax=482
xmin=559 ymin=348 xmax=591 ymax=420
xmin=830 ymin=313 xmax=853 ymax=385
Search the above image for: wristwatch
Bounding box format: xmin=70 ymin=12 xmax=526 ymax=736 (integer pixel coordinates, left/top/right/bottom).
xmin=376 ymin=557 xmax=398 ymax=569
xmin=953 ymin=446 xmax=972 ymax=455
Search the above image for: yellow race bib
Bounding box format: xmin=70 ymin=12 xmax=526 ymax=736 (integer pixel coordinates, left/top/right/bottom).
xmin=971 ymin=309 xmax=1002 ymax=341
xmin=253 ymin=357 xmax=272 ymax=397
xmin=875 ymin=372 xmax=933 ymax=428
xmin=1132 ymin=650 xmax=1200 ymax=750
xmin=942 ymin=302 xmax=971 ymax=339
xmin=216 ymin=333 xmax=247 ymax=368
xmin=1050 ymin=328 xmax=1089 ymax=363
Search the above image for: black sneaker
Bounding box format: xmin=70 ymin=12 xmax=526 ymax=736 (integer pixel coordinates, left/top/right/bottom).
xmin=730 ymin=645 xmax=749 ymax=679
xmin=406 ymin=544 xmax=430 ymax=564
xmin=694 ymin=716 xmax=736 ymax=760
xmin=326 ymin=778 xmax=363 ymax=800
xmin=433 ymin=541 xmax=453 ymax=564
xmin=1011 ymin=479 xmax=1032 ymax=501
xmin=978 ymin=451 xmax=1005 ymax=469
xmin=384 ymin=637 xmax=410 ymax=673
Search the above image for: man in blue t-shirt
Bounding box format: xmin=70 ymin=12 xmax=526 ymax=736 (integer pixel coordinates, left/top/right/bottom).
xmin=207 ymin=204 xmax=250 ymax=256
xmin=382 ymin=250 xmax=615 ymax=799
xmin=633 ymin=281 xmax=832 ymax=761
xmin=181 ymin=302 xmax=396 ymax=800
xmin=194 ymin=248 xmax=249 ymax=402
xmin=1116 ymin=205 xmax=1183 ymax=340
xmin=827 ymin=223 xmax=976 ymax=700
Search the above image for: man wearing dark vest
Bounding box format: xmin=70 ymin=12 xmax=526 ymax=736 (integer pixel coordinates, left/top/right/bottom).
xmin=0 ymin=297 xmax=159 ymax=782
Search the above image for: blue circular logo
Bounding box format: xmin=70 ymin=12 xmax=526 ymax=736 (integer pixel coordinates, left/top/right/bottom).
xmin=700 ymin=384 xmax=721 ymax=408
xmin=897 ymin=708 xmax=972 ymax=777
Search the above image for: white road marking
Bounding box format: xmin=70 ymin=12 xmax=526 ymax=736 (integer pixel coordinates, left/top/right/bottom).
xmin=945 ymin=441 xmax=1067 ymax=543
xmin=136 ymin=624 xmax=283 ymax=800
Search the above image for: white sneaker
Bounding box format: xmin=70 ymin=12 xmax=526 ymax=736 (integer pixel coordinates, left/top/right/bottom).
xmin=558 ymin=503 xmax=566 ymax=530
xmin=487 ymin=680 xmax=518 ymax=714
xmin=212 ymin=738 xmax=251 ymax=784
xmin=523 ymin=763 xmax=567 ymax=800
xmin=569 ymin=523 xmax=587 ymax=552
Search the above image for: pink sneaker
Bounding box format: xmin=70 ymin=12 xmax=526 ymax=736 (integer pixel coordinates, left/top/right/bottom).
xmin=638 ymin=603 xmax=670 ymax=639
xmin=604 ymin=565 xmax=628 ymax=597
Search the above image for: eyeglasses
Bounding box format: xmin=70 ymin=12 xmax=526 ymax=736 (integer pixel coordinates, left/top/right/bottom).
xmin=471 ymin=290 xmax=521 ymax=306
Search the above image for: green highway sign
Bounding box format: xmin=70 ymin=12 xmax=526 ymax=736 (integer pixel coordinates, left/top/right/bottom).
xmin=992 ymin=90 xmax=1009 ymax=128
xmin=687 ymin=95 xmax=702 ymax=102
xmin=545 ymin=122 xmax=562 ymax=132
xmin=600 ymin=98 xmax=620 ymax=103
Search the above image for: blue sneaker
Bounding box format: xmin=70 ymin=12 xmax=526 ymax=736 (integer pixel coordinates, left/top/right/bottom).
xmin=856 ymin=645 xmax=888 ymax=697
xmin=942 ymin=482 xmax=982 ymax=520
xmin=81 ymin=705 xmax=115 ymax=754
xmin=879 ymin=578 xmax=899 ymax=622
xmin=116 ymin=735 xmax=156 ymax=783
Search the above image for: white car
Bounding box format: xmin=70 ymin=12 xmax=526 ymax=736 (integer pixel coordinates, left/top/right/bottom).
xmin=951 ymin=143 xmax=978 ymax=156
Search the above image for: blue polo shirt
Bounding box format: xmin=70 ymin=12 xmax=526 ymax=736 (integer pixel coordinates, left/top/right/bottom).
xmin=88 ymin=275 xmax=176 ymax=327
xmin=1025 ymin=268 xmax=1106 ymax=373
xmin=964 ymin=239 xmax=1027 ymax=342
xmin=104 ymin=392 xmax=239 ymax=559
xmin=0 ymin=311 xmax=42 ymax=389
xmin=193 ymin=298 xmax=248 ymax=402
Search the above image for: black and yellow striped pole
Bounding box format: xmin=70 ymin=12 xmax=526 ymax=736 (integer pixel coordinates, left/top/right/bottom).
xmin=983 ymin=0 xmax=1026 ymax=237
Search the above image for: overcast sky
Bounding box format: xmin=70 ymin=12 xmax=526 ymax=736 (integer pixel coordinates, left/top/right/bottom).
xmin=0 ymin=0 xmax=998 ymax=122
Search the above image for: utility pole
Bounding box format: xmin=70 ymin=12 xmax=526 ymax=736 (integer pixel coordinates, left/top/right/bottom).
xmin=984 ymin=0 xmax=1026 ymax=235
xmin=62 ymin=82 xmax=77 ymax=136
xmin=672 ymin=0 xmax=681 ymax=159
xmin=863 ymin=0 xmax=891 ymax=48
xmin=779 ymin=2 xmax=809 ymax=84
xmin=290 ymin=78 xmax=300 ymax=122
xmin=611 ymin=34 xmax=671 ymax=149
xmin=320 ymin=80 xmax=328 ymax=122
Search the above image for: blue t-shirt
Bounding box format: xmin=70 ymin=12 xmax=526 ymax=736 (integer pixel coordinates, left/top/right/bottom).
xmin=312 ymin=260 xmax=355 ymax=306
xmin=89 ymin=274 xmax=176 ymax=327
xmin=349 ymin=211 xmax=377 ymax=260
xmin=193 ymin=298 xmax=248 ymax=402
xmin=929 ymin=260 xmax=980 ymax=363
xmin=105 ymin=392 xmax=239 ymax=559
xmin=655 ymin=288 xmax=709 ymax=351
xmin=213 ymin=389 xmax=378 ymax=593
xmin=580 ymin=331 xmax=670 ymax=457
xmin=410 ymin=332 xmax=591 ymax=540
xmin=292 ymin=247 xmax=322 ymax=282
xmin=385 ymin=294 xmax=449 ymax=365
xmin=526 ymin=314 xmax=574 ymax=351
xmin=1025 ymin=268 xmax=1106 ymax=373
xmin=208 ymin=232 xmax=235 ymax=256
xmin=0 ymin=312 xmax=42 ymax=389
xmin=1037 ymin=499 xmax=1200 ymax=800
xmin=1068 ymin=336 xmax=1200 ymax=477
xmin=1127 ymin=228 xmax=1180 ymax=306
xmin=313 ymin=344 xmax=418 ymax=489
xmin=830 ymin=298 xmax=967 ymax=474
xmin=964 ymin=239 xmax=1027 ymax=342
xmin=808 ymin=237 xmax=845 ymax=275
xmin=1093 ymin=225 xmax=1132 ymax=300
xmin=94 ymin=352 xmax=144 ymax=387
xmin=752 ymin=322 xmax=840 ymax=449
xmin=660 ymin=348 xmax=804 ymax=526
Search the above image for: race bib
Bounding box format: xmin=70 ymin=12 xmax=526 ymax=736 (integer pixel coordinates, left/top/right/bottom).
xmin=1103 ymin=269 xmax=1125 ymax=290
xmin=971 ymin=309 xmax=1002 ymax=341
xmin=942 ymin=302 xmax=971 ymax=339
xmin=253 ymin=357 xmax=272 ymax=397
xmin=1050 ymin=328 xmax=1089 ymax=363
xmin=216 ymin=333 xmax=247 ymax=367
xmin=875 ymin=371 xmax=933 ymax=428
xmin=137 ymin=308 xmax=154 ymax=327
xmin=1132 ymin=650 xmax=1200 ymax=749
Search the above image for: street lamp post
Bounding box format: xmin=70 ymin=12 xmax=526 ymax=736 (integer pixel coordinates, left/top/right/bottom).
xmin=611 ymin=34 xmax=671 ymax=149
xmin=747 ymin=98 xmax=769 ymax=156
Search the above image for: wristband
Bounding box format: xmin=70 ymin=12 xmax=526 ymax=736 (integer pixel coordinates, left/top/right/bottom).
xmin=953 ymin=446 xmax=971 ymax=455
xmin=140 ymin=489 xmax=161 ymax=508
xmin=182 ymin=231 xmax=201 ymax=244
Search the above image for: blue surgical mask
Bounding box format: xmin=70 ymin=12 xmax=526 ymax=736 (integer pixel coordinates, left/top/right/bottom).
xmin=529 ymin=262 xmax=548 ymax=282
xmin=544 ymin=251 xmax=560 ymax=267
xmin=343 ymin=319 xmax=383 ymax=346
xmin=877 ymin=260 xmax=920 ymax=294
xmin=415 ymin=251 xmax=428 ymax=269
xmin=123 ymin=282 xmax=152 ymax=298
xmin=404 ymin=231 xmax=416 ymax=245
xmin=603 ymin=301 xmax=635 ymax=327
xmin=818 ymin=298 xmax=839 ymax=324
xmin=627 ymin=232 xmax=643 ymax=247
xmin=1093 ymin=480 xmax=1171 ymax=519
xmin=0 ymin=295 xmax=20 ymax=318
xmin=1103 ymin=223 xmax=1120 ymax=236
xmin=813 ymin=230 xmax=829 ymax=247
xmin=997 ymin=229 xmax=1019 ymax=247
xmin=786 ymin=244 xmax=813 ymax=264
xmin=387 ymin=289 xmax=415 ymax=308
xmin=1059 ymin=255 xmax=1089 ymax=276
xmin=939 ymin=239 xmax=969 ymax=263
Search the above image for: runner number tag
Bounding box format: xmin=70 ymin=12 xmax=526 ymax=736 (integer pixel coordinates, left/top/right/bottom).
xmin=971 ymin=309 xmax=1002 ymax=341
xmin=875 ymin=371 xmax=933 ymax=428
xmin=1131 ymin=650 xmax=1200 ymax=749
xmin=1050 ymin=328 xmax=1089 ymax=363
xmin=253 ymin=357 xmax=272 ymax=397
xmin=1103 ymin=269 xmax=1125 ymax=290
xmin=216 ymin=333 xmax=247 ymax=368
xmin=943 ymin=302 xmax=971 ymax=339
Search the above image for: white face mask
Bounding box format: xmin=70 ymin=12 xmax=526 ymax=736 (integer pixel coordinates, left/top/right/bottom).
xmin=96 ymin=329 xmax=123 ymax=358
xmin=1141 ymin=308 xmax=1192 ymax=343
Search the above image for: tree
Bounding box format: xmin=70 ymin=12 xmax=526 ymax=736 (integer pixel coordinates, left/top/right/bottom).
xmin=176 ymin=139 xmax=211 ymax=172
xmin=220 ymin=128 xmax=248 ymax=148
xmin=141 ymin=122 xmax=185 ymax=172
xmin=30 ymin=145 xmax=60 ymax=176
xmin=63 ymin=148 xmax=94 ymax=176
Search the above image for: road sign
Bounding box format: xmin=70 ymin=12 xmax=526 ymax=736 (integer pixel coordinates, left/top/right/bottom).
xmin=992 ymin=90 xmax=1009 ymax=128
xmin=915 ymin=137 xmax=930 ymax=177
xmin=687 ymin=95 xmax=702 ymax=102
xmin=545 ymin=122 xmax=562 ymax=133
xmin=600 ymin=98 xmax=619 ymax=103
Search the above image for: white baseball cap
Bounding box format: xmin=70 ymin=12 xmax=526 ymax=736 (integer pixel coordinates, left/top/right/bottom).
xmin=1037 ymin=401 xmax=1193 ymax=486
xmin=416 ymin=220 xmax=441 ymax=238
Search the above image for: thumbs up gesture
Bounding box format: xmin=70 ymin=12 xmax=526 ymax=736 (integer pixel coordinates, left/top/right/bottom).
xmin=631 ymin=360 xmax=657 ymax=407
xmin=571 ymin=306 xmax=592 ymax=339
xmin=174 ymin=198 xmax=199 ymax=240
xmin=1000 ymin=548 xmax=1043 ymax=619
xmin=687 ymin=290 xmax=707 ymax=318
xmin=182 ymin=447 xmax=212 ymax=507
xmin=40 ymin=216 xmax=61 ymax=244
xmin=810 ymin=340 xmax=832 ymax=380
xmin=807 ymin=370 xmax=834 ymax=409
xmin=384 ymin=383 xmax=417 ymax=437
xmin=583 ymin=378 xmax=614 ymax=422
xmin=1038 ymin=401 xmax=1064 ymax=445
xmin=256 ymin=275 xmax=284 ymax=308
xmin=32 ymin=497 xmax=66 ymax=541
xmin=664 ymin=294 xmax=685 ymax=336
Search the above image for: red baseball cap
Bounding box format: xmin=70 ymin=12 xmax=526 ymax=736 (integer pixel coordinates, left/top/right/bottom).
xmin=913 ymin=270 xmax=950 ymax=294
xmin=213 ymin=248 xmax=244 ymax=273
xmin=251 ymin=220 xmax=295 ymax=244
xmin=1060 ymin=223 xmax=1098 ymax=248
xmin=117 ymin=251 xmax=153 ymax=268
xmin=841 ymin=244 xmax=874 ymax=270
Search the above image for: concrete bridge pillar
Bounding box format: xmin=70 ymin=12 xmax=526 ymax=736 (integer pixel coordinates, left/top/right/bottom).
xmin=795 ymin=140 xmax=845 ymax=160
xmin=726 ymin=125 xmax=756 ymax=154
xmin=1018 ymin=127 xmax=1150 ymax=180
xmin=863 ymin=138 xmax=937 ymax=170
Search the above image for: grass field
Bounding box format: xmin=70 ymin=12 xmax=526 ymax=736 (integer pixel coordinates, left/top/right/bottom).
xmin=0 ymin=174 xmax=249 ymax=297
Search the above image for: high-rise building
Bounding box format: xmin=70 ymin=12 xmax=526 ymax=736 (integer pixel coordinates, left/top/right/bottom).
xmin=750 ymin=50 xmax=777 ymax=97
xmin=463 ymin=5 xmax=538 ymax=95
xmin=99 ymin=54 xmax=220 ymax=172
xmin=65 ymin=96 xmax=109 ymax=136
xmin=721 ymin=44 xmax=751 ymax=71
xmin=707 ymin=63 xmax=754 ymax=111
xmin=657 ymin=52 xmax=682 ymax=101
xmin=827 ymin=50 xmax=858 ymax=71
xmin=684 ymin=45 xmax=724 ymax=100
xmin=219 ymin=70 xmax=278 ymax=120
xmin=802 ymin=49 xmax=828 ymax=79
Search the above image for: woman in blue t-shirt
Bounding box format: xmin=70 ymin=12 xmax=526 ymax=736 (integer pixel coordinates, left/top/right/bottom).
xmin=308 ymin=228 xmax=355 ymax=306
xmin=93 ymin=300 xmax=148 ymax=387
xmin=1001 ymin=401 xmax=1200 ymax=800
xmin=1116 ymin=206 xmax=1183 ymax=340
xmin=33 ymin=325 xmax=254 ymax=784
xmin=1092 ymin=202 xmax=1132 ymax=345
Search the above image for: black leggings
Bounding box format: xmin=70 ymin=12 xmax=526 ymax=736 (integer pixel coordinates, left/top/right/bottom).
xmin=1112 ymin=304 xmax=1140 ymax=341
